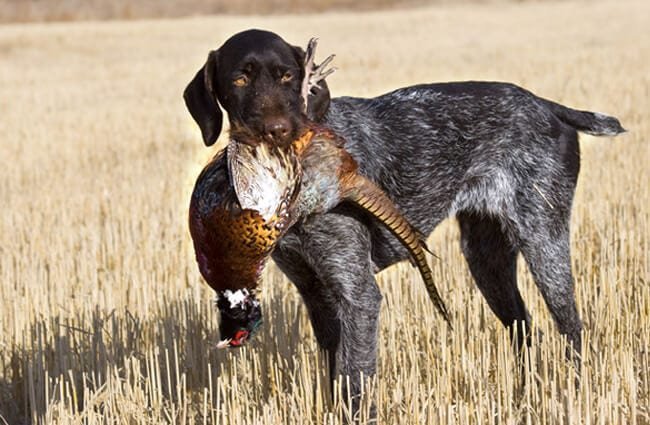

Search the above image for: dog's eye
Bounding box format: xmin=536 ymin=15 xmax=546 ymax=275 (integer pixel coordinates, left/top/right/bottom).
xmin=233 ymin=76 xmax=249 ymax=87
xmin=281 ymin=72 xmax=293 ymax=83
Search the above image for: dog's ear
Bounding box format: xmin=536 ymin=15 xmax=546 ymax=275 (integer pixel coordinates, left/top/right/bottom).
xmin=293 ymin=45 xmax=331 ymax=122
xmin=183 ymin=50 xmax=223 ymax=147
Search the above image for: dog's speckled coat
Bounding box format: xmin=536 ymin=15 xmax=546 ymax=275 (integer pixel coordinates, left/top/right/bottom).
xmin=183 ymin=29 xmax=625 ymax=416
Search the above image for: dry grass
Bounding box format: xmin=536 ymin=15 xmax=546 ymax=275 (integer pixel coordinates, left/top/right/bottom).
xmin=0 ymin=1 xmax=648 ymax=423
xmin=0 ymin=0 xmax=430 ymax=23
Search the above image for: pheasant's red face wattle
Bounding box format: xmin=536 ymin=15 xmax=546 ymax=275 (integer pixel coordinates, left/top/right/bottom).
xmin=229 ymin=329 xmax=250 ymax=347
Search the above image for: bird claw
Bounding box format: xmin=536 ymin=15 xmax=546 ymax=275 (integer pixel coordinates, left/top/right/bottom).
xmin=309 ymin=54 xmax=336 ymax=94
xmin=301 ymin=37 xmax=336 ymax=113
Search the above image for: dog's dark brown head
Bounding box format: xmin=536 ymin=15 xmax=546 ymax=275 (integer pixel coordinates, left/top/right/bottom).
xmin=184 ymin=29 xmax=331 ymax=147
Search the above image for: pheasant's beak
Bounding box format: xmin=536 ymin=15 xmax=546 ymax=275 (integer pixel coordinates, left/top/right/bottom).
xmin=215 ymin=338 xmax=231 ymax=349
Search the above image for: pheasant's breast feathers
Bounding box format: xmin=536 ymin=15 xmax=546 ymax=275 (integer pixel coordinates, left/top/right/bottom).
xmin=228 ymin=141 xmax=301 ymax=223
xmin=220 ymin=208 xmax=284 ymax=256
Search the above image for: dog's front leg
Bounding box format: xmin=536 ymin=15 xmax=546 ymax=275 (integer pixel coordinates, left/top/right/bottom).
xmin=295 ymin=210 xmax=381 ymax=421
xmin=273 ymin=232 xmax=342 ymax=384
xmin=334 ymin=273 xmax=382 ymax=422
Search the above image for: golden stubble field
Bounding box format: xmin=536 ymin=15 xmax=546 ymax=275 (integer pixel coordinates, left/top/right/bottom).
xmin=0 ymin=1 xmax=648 ymax=423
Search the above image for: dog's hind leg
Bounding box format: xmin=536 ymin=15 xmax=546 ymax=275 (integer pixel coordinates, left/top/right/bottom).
xmin=510 ymin=166 xmax=583 ymax=370
xmin=516 ymin=215 xmax=583 ymax=363
xmin=458 ymin=211 xmax=531 ymax=353
xmin=516 ymin=130 xmax=583 ymax=365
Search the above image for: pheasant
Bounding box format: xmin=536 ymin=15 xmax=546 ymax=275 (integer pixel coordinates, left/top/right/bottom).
xmin=189 ymin=39 xmax=451 ymax=349
xmin=189 ymin=142 xmax=300 ymax=347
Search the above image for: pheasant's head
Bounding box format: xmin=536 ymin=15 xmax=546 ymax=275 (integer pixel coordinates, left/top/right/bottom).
xmin=215 ymin=289 xmax=263 ymax=348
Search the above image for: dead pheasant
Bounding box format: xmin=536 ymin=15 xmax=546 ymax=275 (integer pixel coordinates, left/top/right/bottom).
xmin=188 ymin=143 xmax=300 ymax=348
xmin=189 ymin=38 xmax=451 ymax=349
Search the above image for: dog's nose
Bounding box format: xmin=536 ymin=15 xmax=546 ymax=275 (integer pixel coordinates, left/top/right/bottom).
xmin=263 ymin=118 xmax=290 ymax=141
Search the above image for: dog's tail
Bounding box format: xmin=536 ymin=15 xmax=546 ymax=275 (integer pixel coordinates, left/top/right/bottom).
xmin=537 ymin=98 xmax=626 ymax=136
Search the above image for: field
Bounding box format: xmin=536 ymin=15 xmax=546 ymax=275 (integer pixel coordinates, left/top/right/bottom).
xmin=0 ymin=0 xmax=648 ymax=423
xmin=0 ymin=0 xmax=429 ymax=22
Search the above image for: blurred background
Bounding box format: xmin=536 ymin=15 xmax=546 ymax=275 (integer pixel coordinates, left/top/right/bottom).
xmin=2 ymin=0 xmax=560 ymax=23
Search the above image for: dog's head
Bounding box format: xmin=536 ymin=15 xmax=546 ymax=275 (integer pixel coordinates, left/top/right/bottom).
xmin=184 ymin=29 xmax=331 ymax=147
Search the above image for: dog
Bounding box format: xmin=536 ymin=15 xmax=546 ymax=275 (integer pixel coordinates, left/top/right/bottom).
xmin=183 ymin=29 xmax=625 ymax=415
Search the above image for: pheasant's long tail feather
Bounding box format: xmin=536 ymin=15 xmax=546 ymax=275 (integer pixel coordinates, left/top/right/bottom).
xmin=341 ymin=175 xmax=452 ymax=327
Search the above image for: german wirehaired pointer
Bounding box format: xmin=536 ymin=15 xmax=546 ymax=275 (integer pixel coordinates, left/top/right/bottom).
xmin=183 ymin=29 xmax=625 ymax=415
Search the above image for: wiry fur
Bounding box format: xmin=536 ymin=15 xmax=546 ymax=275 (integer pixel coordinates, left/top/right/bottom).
xmin=183 ymin=30 xmax=625 ymax=418
xmin=272 ymin=83 xmax=624 ymax=413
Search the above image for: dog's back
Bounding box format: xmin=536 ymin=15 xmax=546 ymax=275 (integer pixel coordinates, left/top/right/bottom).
xmin=322 ymin=82 xmax=624 ymax=269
